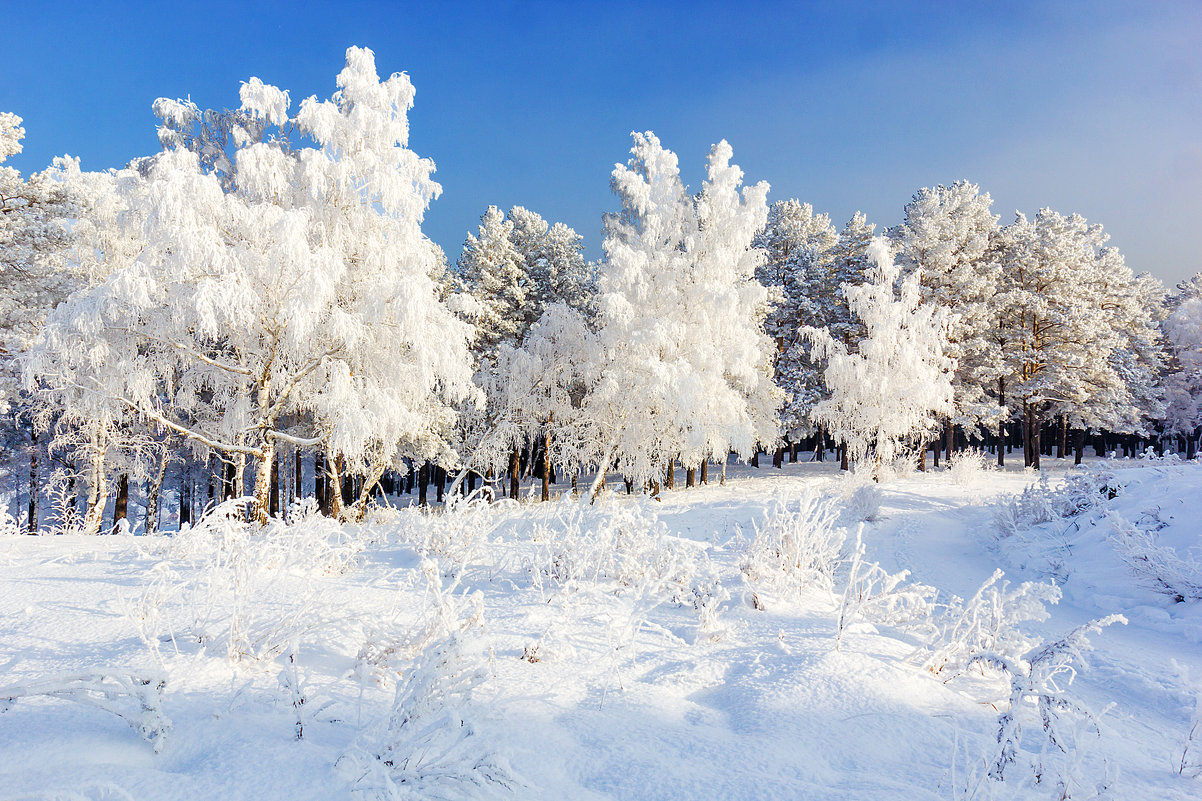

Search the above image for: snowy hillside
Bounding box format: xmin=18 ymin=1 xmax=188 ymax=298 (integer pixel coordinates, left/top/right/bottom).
xmin=2 ymin=457 xmax=1200 ymax=800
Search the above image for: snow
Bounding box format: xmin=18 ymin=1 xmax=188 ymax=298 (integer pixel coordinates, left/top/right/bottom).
xmin=2 ymin=457 xmax=1201 ymax=799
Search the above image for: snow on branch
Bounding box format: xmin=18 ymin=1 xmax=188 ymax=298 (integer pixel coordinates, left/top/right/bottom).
xmin=0 ymin=672 xmax=171 ymax=752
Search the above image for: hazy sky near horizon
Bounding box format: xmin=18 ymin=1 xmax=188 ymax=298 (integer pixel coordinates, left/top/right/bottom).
xmin=2 ymin=1 xmax=1199 ymax=286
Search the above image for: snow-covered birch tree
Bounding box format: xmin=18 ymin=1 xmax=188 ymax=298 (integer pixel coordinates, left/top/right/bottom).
xmin=804 ymin=237 xmax=955 ymax=477
xmin=29 ymin=47 xmax=475 ymax=523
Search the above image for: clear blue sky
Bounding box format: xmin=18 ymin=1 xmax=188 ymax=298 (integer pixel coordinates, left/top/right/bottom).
xmin=2 ymin=1 xmax=1199 ymax=285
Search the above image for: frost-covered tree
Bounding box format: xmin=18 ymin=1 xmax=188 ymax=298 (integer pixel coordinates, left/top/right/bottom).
xmin=1163 ymin=284 xmax=1202 ymax=447
xmin=30 ymin=47 xmax=475 ymax=522
xmin=506 ymin=206 xmax=594 ymax=321
xmin=994 ymin=210 xmax=1164 ymax=467
xmin=804 ymin=238 xmax=955 ymax=477
xmin=890 ymin=181 xmax=1001 ymax=439
xmin=584 ymin=132 xmax=773 ymax=491
xmin=457 ymin=206 xmax=528 ymax=354
xmin=0 ymin=115 xmax=79 ymax=404
xmin=754 ymin=200 xmax=838 ymax=444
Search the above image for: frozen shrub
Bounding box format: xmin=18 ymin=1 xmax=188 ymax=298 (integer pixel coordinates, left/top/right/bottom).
xmin=837 ymin=470 xmax=883 ymax=522
xmin=1107 ymin=511 xmax=1202 ymax=602
xmin=128 ymin=499 xmax=367 ymax=666
xmin=0 ymin=672 xmax=171 ymax=752
xmin=971 ymin=615 xmax=1125 ymax=797
xmin=835 ymin=527 xmax=936 ymax=649
xmin=993 ymin=465 xmax=1119 ymax=540
xmin=340 ymin=632 xmax=519 ymax=800
xmin=912 ymin=569 xmax=1061 ymax=677
xmin=0 ymin=509 xmax=18 ymax=536
xmin=948 ymin=448 xmax=988 ymax=487
xmin=741 ymin=495 xmax=847 ymax=608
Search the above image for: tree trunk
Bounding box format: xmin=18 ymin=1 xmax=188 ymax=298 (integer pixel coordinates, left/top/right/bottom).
xmin=773 ymin=445 xmax=784 ymax=469
xmin=814 ymin=426 xmax=824 ymax=462
xmin=509 ymin=448 xmax=520 ymax=500
xmin=1057 ymin=415 xmax=1067 ymax=459
xmin=145 ymin=447 xmax=170 ymax=536
xmin=269 ymin=450 xmax=280 ymax=518
xmin=83 ymin=429 xmax=107 ymax=536
xmin=664 ymin=459 xmax=674 ymax=490
xmin=542 ymin=415 xmax=552 ymax=502
xmin=944 ymin=418 xmax=954 ymax=462
xmin=252 ymin=441 xmax=275 ymax=525
xmin=418 ymin=462 xmax=429 ymax=507
xmin=27 ymin=430 xmax=37 ymax=534
xmin=997 ymin=379 xmax=1006 ymax=467
xmin=326 ymin=449 xmax=344 ymax=519
xmin=1029 ymin=406 xmax=1042 ymax=469
xmin=1073 ymin=428 xmax=1085 ymax=466
xmin=750 ymin=448 xmax=759 ymax=468
xmin=840 ymin=443 xmax=849 ymax=471
xmin=179 ymin=466 xmax=192 ymax=528
xmin=700 ymin=460 xmax=708 ymax=485
xmin=436 ymin=465 xmax=445 ymax=503
xmin=686 ymin=466 xmax=696 ymax=487
xmin=112 ymin=474 xmax=129 ymax=532
xmin=917 ymin=439 xmax=926 ymax=472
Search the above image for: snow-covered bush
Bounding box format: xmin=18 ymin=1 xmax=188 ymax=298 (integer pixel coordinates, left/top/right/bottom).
xmin=993 ymin=465 xmax=1118 ymax=539
xmin=838 ymin=471 xmax=883 ymax=522
xmin=339 ymin=632 xmax=519 ymax=800
xmin=835 ymin=527 xmax=936 ymax=649
xmin=0 ymin=509 xmax=18 ymax=536
xmin=1107 ymin=511 xmax=1202 ymax=602
xmin=0 ymin=672 xmax=171 ymax=752
xmin=530 ymin=498 xmax=697 ymax=599
xmin=741 ymin=495 xmax=847 ymax=608
xmin=970 ymin=615 xmax=1125 ymax=798
xmin=385 ymin=493 xmax=507 ymax=571
xmin=129 ymin=499 xmax=367 ymax=666
xmin=353 ymin=559 xmax=486 ymax=691
xmin=948 ymin=448 xmax=989 ymax=487
xmin=912 ymin=569 xmax=1061 ymax=677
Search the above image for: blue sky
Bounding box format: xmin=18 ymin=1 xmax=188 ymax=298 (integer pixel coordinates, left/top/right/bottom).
xmin=2 ymin=1 xmax=1199 ymax=285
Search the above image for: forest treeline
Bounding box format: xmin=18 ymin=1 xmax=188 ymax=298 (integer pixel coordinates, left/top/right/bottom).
xmin=2 ymin=47 xmax=1199 ymax=534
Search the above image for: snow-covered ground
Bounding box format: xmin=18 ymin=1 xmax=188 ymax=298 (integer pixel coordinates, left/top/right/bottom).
xmin=2 ymin=456 xmax=1200 ymax=800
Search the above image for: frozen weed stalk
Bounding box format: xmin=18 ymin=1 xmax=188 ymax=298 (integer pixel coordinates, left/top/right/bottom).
xmin=741 ymin=494 xmax=846 ymax=609
xmin=970 ymin=614 xmax=1126 ymax=798
xmin=834 ymin=526 xmax=936 ymax=650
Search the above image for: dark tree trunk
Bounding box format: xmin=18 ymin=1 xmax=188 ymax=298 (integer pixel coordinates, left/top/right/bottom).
xmin=294 ymin=449 xmax=302 ymax=510
xmin=840 ymin=443 xmax=849 ymax=471
xmin=1029 ymin=407 xmax=1042 ymax=469
xmin=624 ymin=477 xmax=634 ymax=495
xmin=269 ymin=452 xmax=280 ymax=518
xmin=997 ymin=379 xmax=1006 ymax=467
xmin=664 ymin=459 xmax=674 ymax=489
xmin=773 ymin=445 xmax=784 ymax=469
xmin=27 ymin=430 xmax=37 ymax=534
xmin=509 ymin=447 xmax=520 ymax=500
xmin=113 ymin=474 xmax=129 ymax=531
xmin=435 ymin=465 xmax=445 ymax=503
xmin=944 ymin=418 xmax=954 ymax=462
xmin=418 ymin=462 xmax=429 ymax=507
xmin=315 ymin=451 xmax=327 ymax=513
xmin=750 ymin=448 xmax=759 ymax=468
xmin=542 ymin=417 xmax=552 ymax=502
xmin=917 ymin=439 xmax=926 ymax=472
xmin=700 ymin=460 xmax=708 ymax=485
xmin=1073 ymin=428 xmax=1085 ymax=465
xmin=686 ymin=466 xmax=696 ymax=487
xmin=180 ymin=468 xmax=192 ymax=527
xmin=933 ymin=438 xmax=940 ymax=469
